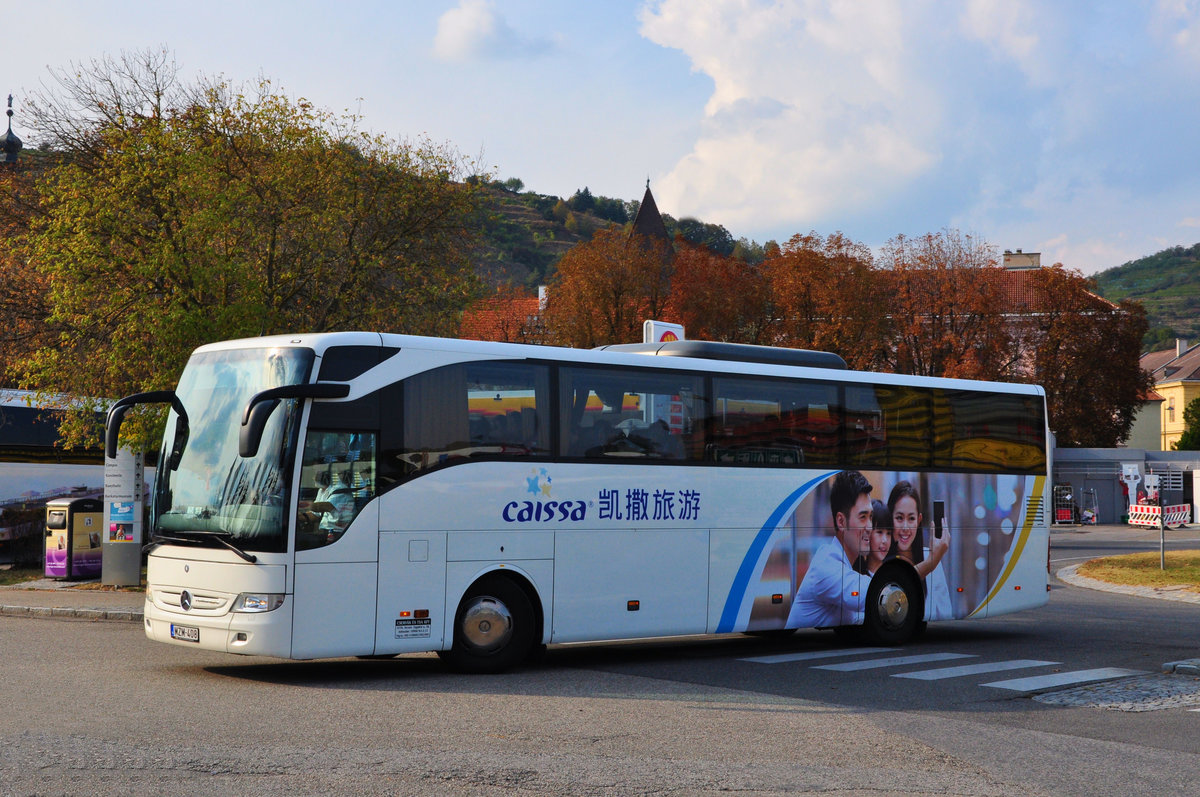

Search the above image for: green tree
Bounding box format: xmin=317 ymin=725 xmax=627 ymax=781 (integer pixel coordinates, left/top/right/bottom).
xmin=1173 ymin=397 xmax=1200 ymax=450
xmin=673 ymin=217 xmax=735 ymax=256
xmin=1143 ymin=326 xmax=1179 ymax=353
xmin=568 ymin=186 xmax=595 ymax=213
xmin=13 ymin=50 xmax=485 ymax=450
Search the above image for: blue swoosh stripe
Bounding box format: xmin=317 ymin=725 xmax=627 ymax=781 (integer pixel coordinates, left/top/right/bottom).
xmin=716 ymin=471 xmax=834 ymax=633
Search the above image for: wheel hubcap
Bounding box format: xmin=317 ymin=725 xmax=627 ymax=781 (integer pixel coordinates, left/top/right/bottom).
xmin=876 ymin=583 xmax=910 ymax=630
xmin=460 ymin=595 xmax=513 ymax=652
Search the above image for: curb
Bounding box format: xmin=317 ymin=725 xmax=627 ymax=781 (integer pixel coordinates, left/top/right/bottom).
xmin=0 ymin=603 xmax=143 ymax=623
xmin=1165 ymin=659 xmax=1200 ymax=675
xmin=1055 ymin=563 xmax=1200 ymax=605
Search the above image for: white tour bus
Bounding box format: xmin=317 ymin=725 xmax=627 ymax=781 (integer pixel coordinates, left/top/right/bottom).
xmin=107 ymin=332 xmax=1050 ymax=672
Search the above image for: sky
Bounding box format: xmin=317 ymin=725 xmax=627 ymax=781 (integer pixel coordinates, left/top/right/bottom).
xmin=7 ymin=0 xmax=1200 ymax=275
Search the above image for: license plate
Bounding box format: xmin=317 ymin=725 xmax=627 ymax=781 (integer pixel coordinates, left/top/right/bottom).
xmin=170 ymin=624 xmax=200 ymax=643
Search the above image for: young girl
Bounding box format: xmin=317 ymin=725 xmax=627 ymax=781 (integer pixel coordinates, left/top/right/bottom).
xmin=887 ymin=481 xmax=953 ymax=620
xmin=866 ymin=499 xmax=892 ymax=575
xmin=853 ymin=499 xmax=894 ymax=576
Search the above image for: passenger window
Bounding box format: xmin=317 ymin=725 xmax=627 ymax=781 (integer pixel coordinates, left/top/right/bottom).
xmin=401 ymin=361 xmax=550 ymax=473
xmin=858 ymin=385 xmax=930 ymax=469
xmin=709 ymin=377 xmax=841 ymax=466
xmin=940 ymin=390 xmax=1046 ymax=472
xmin=844 ymin=385 xmax=886 ymax=466
xmin=296 ymin=430 xmax=376 ymax=550
xmin=559 ymin=367 xmax=703 ymax=460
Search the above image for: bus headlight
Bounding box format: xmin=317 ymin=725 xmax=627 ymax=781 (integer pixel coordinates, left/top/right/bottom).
xmin=232 ymin=593 xmax=286 ymax=613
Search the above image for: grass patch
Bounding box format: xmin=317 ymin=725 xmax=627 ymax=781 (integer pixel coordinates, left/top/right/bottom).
xmin=1077 ymin=550 xmax=1200 ymax=592
xmin=0 ymin=566 xmax=45 ymax=586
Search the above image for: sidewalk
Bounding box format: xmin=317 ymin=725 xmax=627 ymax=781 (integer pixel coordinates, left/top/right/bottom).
xmin=0 ymin=578 xmax=144 ymax=623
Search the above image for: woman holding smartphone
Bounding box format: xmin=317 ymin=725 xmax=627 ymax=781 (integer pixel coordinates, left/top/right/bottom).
xmin=887 ymin=480 xmax=954 ymax=620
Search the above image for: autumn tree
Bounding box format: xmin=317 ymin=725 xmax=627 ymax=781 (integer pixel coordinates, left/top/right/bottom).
xmin=878 ymin=230 xmax=1014 ymax=380
xmin=0 ymin=156 xmax=56 ymax=388
xmin=665 ymin=239 xmax=771 ymax=343
xmin=1018 ymin=264 xmax=1151 ymax=447
xmin=762 ymin=232 xmax=890 ymax=370
xmin=541 ymin=226 xmax=673 ymax=348
xmin=13 ymin=49 xmax=485 ymax=449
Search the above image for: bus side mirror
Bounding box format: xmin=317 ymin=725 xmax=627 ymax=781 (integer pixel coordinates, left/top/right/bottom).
xmin=239 ymin=383 xmax=351 ymax=458
xmin=106 ymin=390 xmax=186 ymax=460
xmin=240 ymin=399 xmax=280 ymax=459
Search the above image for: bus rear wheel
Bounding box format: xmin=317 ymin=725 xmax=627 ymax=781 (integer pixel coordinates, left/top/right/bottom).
xmin=442 ymin=575 xmax=535 ymax=673
xmin=862 ymin=566 xmax=922 ymax=646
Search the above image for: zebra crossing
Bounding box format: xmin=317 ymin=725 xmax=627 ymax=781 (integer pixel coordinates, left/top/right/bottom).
xmin=738 ymin=646 xmax=1147 ymax=693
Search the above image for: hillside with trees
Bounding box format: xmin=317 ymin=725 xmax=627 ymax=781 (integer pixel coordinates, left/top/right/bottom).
xmin=1092 ymin=243 xmax=1200 ymax=350
xmin=469 ymin=178 xmax=770 ymax=288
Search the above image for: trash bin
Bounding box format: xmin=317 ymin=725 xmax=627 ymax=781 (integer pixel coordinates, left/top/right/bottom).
xmin=44 ymin=497 xmax=103 ymax=579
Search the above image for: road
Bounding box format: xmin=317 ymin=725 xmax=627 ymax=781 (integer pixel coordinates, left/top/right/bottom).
xmin=1 ymin=526 xmax=1198 ymax=796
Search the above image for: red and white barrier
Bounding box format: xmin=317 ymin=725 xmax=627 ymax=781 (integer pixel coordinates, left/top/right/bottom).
xmin=1128 ymin=503 xmax=1191 ymax=528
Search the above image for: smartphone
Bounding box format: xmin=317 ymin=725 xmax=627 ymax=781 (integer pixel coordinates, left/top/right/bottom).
xmin=933 ymin=500 xmax=945 ymax=539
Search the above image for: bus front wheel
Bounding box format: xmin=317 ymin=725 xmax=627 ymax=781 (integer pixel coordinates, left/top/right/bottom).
xmin=442 ymin=575 xmax=535 ymax=673
xmin=862 ymin=566 xmax=922 ymax=646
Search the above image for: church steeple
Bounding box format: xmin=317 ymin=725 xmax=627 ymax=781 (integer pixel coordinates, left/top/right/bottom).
xmin=1 ymin=95 xmax=22 ymax=164
xmin=629 ymin=180 xmax=671 ymax=250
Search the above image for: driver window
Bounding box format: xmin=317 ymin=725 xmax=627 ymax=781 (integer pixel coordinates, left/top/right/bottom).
xmin=296 ymin=430 xmax=376 ymax=551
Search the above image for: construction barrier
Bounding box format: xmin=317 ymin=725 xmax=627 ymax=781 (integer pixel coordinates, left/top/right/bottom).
xmin=1127 ymin=503 xmax=1191 ymax=528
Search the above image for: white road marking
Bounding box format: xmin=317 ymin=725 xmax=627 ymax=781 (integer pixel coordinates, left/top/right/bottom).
xmin=981 ymin=667 xmax=1147 ymax=692
xmin=813 ymin=652 xmax=975 ymax=671
xmin=894 ymin=659 xmax=1060 ymax=680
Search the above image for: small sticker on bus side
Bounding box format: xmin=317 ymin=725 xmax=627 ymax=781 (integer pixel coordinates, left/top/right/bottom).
xmin=395 ymin=618 xmax=432 ymax=639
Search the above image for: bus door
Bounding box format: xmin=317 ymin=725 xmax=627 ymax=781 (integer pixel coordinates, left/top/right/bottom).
xmin=291 ymin=430 xmax=380 ymax=658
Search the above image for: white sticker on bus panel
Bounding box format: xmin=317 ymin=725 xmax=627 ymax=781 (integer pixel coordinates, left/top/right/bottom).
xmin=375 ymin=532 xmax=447 ymax=655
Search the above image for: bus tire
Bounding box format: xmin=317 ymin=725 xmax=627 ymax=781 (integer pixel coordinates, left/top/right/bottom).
xmin=444 ymin=575 xmax=535 ymax=673
xmin=862 ymin=565 xmax=922 ymax=646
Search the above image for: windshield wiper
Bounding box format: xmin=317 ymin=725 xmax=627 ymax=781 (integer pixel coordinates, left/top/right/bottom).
xmin=148 ymin=529 xmax=258 ymax=563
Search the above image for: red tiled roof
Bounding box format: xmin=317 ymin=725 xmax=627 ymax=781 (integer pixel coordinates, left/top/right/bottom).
xmin=990 ymin=268 xmax=1115 ymax=313
xmin=1142 ymin=342 xmax=1200 ymax=383
xmin=460 ymin=296 xmax=541 ymax=342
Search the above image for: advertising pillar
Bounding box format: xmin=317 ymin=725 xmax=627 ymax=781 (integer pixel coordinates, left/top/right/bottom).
xmin=102 ymin=447 xmax=144 ymax=586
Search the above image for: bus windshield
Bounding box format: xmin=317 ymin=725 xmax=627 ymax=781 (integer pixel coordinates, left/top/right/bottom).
xmin=153 ymin=346 xmax=314 ymax=553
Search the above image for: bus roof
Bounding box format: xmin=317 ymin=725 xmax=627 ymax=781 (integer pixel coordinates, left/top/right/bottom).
xmin=191 ymin=331 xmax=1046 ymax=398
xmin=596 ymin=340 xmax=847 ymax=370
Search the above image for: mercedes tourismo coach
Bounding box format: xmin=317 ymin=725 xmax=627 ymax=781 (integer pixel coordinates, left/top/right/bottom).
xmin=107 ymin=332 xmax=1051 ymax=672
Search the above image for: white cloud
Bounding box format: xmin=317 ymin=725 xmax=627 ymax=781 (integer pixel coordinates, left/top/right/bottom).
xmin=960 ymin=0 xmax=1048 ymax=84
xmin=433 ymin=0 xmax=552 ymax=62
xmin=639 ymin=0 xmax=940 ymax=233
xmin=1153 ymin=0 xmax=1200 ymax=60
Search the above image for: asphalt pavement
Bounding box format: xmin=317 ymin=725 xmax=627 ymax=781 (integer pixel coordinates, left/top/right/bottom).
xmin=2 ymin=523 xmax=1198 ymax=674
